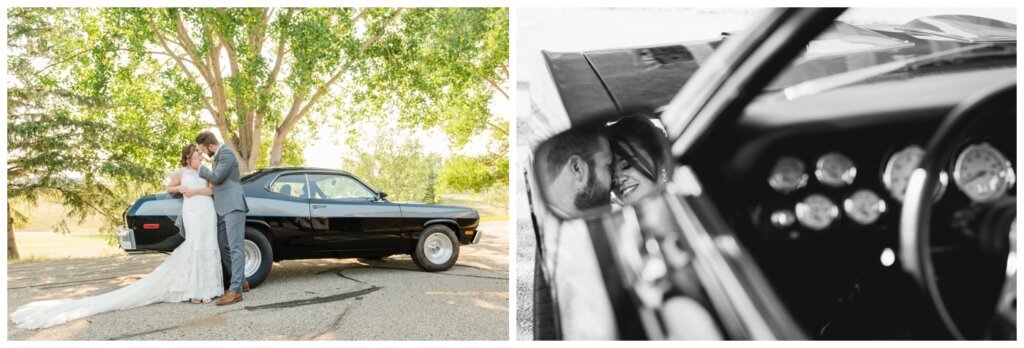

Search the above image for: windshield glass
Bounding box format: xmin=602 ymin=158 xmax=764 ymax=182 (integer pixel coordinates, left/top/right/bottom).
xmin=768 ymin=8 xmax=1016 ymax=96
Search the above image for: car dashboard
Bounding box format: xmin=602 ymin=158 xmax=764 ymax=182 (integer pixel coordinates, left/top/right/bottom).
xmin=688 ymin=67 xmax=1016 ymax=338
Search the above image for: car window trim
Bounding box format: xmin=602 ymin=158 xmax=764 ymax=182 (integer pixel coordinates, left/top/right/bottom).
xmin=265 ymin=171 xmax=311 ymax=200
xmin=306 ymin=172 xmax=378 ymax=202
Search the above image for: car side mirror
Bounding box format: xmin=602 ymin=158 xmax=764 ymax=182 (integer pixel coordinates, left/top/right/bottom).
xmin=532 ymin=115 xmax=672 ymax=219
xmin=378 ymin=191 xmax=389 ymax=200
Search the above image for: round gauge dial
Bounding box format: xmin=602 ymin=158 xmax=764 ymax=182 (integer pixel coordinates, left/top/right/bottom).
xmin=768 ymin=156 xmax=808 ymax=193
xmin=883 ymin=145 xmax=948 ymax=203
xmin=844 ymin=189 xmax=886 ymax=225
xmin=769 ymin=209 xmax=797 ymax=229
xmin=953 ymin=143 xmax=1016 ymax=203
xmin=815 ymin=152 xmax=857 ymax=187
xmin=795 ymin=194 xmax=839 ymax=230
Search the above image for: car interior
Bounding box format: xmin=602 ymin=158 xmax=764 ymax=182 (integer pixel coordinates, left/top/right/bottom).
xmin=529 ymin=8 xmax=1016 ymax=340
xmin=684 ymin=33 xmax=1016 ymax=339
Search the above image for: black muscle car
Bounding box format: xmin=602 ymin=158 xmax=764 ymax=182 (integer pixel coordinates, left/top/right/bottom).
xmin=118 ymin=167 xmax=481 ymax=287
xmin=524 ymin=9 xmax=1015 ymax=340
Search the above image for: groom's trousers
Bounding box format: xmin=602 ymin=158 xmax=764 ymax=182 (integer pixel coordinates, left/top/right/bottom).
xmin=217 ymin=210 xmax=247 ymax=293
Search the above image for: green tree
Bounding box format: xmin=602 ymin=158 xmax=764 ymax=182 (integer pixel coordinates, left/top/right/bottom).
xmin=347 ymin=8 xmax=510 ymax=193
xmin=343 ymin=128 xmax=441 ymax=204
xmin=7 ymin=8 xmax=203 ymax=258
xmin=94 ymin=8 xmax=508 ymax=172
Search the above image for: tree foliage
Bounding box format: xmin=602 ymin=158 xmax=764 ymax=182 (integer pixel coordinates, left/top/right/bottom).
xmin=84 ymin=7 xmax=507 ymax=172
xmin=346 ymin=8 xmax=509 ymax=146
xmin=6 ymin=8 xmax=510 ymax=259
xmin=343 ymin=128 xmax=441 ymax=204
xmin=7 ymin=8 xmax=204 ymax=257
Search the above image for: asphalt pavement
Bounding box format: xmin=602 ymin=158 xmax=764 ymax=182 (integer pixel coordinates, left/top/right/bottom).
xmin=7 ymin=220 xmax=509 ymax=341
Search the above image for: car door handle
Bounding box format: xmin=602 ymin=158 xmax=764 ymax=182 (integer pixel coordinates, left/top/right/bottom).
xmin=312 ymin=204 xmax=327 ymax=209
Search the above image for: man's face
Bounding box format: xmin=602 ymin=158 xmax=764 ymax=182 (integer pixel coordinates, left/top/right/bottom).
xmin=574 ymin=137 xmax=613 ymax=210
xmin=200 ymin=144 xmax=215 ymax=157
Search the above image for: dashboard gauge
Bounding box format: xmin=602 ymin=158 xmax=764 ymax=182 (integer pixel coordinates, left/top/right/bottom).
xmin=844 ymin=189 xmax=886 ymax=225
xmin=815 ymin=152 xmax=857 ymax=187
xmin=795 ymin=194 xmax=839 ymax=230
xmin=953 ymin=143 xmax=1016 ymax=203
xmin=883 ymin=145 xmax=948 ymax=202
xmin=769 ymin=209 xmax=797 ymax=229
xmin=768 ymin=156 xmax=808 ymax=193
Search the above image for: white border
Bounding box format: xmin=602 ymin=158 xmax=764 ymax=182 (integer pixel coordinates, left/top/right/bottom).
xmin=4 ymin=0 xmax=1024 ymax=346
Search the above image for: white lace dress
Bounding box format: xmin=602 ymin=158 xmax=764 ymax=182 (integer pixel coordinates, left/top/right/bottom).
xmin=11 ymin=167 xmax=223 ymax=330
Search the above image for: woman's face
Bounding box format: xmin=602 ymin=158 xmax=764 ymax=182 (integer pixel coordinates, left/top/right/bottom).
xmin=612 ymin=147 xmax=656 ymax=203
xmin=188 ymin=149 xmax=203 ymax=169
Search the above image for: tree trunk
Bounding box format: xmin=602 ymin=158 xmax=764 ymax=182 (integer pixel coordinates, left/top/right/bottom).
xmin=8 ymin=202 xmax=19 ymax=260
xmin=237 ymin=158 xmax=252 ymax=173
xmin=268 ymin=130 xmax=287 ymax=168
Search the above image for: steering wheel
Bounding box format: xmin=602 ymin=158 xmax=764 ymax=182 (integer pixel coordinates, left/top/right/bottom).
xmin=900 ymin=79 xmax=1016 ymax=340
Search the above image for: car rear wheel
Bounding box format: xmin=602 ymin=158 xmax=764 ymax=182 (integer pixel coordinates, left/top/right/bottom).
xmin=243 ymin=227 xmax=274 ymax=288
xmin=411 ymin=224 xmax=460 ymax=272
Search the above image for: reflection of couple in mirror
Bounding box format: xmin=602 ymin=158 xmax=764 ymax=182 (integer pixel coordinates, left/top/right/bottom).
xmin=541 ymin=115 xmax=668 ymax=217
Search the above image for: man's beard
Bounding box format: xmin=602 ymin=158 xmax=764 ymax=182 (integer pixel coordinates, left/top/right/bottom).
xmin=574 ymin=164 xmax=610 ymax=210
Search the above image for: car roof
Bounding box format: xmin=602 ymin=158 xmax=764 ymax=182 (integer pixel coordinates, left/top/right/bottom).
xmin=241 ymin=167 xmax=357 ymax=183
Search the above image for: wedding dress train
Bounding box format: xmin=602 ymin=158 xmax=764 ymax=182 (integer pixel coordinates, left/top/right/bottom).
xmin=11 ymin=167 xmax=223 ymax=329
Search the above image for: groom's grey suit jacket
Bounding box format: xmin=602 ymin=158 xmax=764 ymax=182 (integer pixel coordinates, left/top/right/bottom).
xmin=199 ymin=145 xmax=249 ymax=215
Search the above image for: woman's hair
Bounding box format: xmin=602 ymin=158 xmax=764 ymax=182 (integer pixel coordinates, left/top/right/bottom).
xmin=607 ymin=115 xmax=667 ymax=183
xmin=180 ymin=144 xmax=198 ymax=168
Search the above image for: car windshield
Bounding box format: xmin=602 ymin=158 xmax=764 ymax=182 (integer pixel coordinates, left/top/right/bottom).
xmin=767 ymin=8 xmax=1017 ymax=97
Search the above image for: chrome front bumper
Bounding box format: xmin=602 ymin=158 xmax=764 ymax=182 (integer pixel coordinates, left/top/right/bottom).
xmin=117 ymin=225 xmax=136 ymax=250
xmin=470 ymin=230 xmax=483 ymax=245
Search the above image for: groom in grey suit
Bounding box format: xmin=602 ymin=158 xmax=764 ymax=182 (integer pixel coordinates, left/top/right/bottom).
xmin=192 ymin=131 xmax=249 ymax=305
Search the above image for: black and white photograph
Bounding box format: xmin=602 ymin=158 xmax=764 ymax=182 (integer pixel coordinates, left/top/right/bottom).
xmin=516 ymin=7 xmax=1017 ymax=340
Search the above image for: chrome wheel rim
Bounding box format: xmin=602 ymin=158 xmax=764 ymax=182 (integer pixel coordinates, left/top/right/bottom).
xmin=424 ymin=233 xmax=453 ymax=265
xmin=244 ymin=239 xmax=261 ymax=278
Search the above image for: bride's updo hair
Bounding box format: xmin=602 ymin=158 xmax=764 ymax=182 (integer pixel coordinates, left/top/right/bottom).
xmin=180 ymin=144 xmax=198 ymax=167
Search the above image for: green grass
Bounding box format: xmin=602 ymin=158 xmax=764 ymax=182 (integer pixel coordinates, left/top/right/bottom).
xmin=9 ymin=196 xmax=107 ymax=234
xmin=438 ymin=192 xmax=508 ymax=222
xmin=9 ymin=232 xmax=124 ymax=263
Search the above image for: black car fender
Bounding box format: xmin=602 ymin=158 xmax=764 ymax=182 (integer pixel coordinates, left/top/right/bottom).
xmin=420 ymin=218 xmax=461 ymax=236
xmin=245 ymin=220 xmax=275 ymax=245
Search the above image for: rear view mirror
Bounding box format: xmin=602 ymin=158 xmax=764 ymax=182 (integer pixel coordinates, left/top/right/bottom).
xmin=532 ymin=115 xmax=672 ymax=219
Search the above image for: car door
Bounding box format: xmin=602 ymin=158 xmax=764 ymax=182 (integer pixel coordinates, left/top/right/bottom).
xmin=307 ymin=173 xmax=402 ymax=254
xmin=261 ymin=172 xmax=315 ymax=259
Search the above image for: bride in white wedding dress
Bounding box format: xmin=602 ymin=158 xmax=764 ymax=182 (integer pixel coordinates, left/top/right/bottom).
xmin=11 ymin=145 xmax=224 ymax=330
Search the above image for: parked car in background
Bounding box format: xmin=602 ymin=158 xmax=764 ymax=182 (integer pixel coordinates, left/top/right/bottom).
xmin=119 ymin=167 xmax=482 ymax=288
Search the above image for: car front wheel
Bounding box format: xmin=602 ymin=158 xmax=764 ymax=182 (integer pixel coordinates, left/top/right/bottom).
xmin=411 ymin=225 xmax=460 ymax=272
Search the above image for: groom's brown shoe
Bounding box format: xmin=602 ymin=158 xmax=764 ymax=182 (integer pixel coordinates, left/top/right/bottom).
xmin=242 ymin=281 xmax=250 ymax=292
xmin=216 ymin=291 xmax=243 ymax=306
